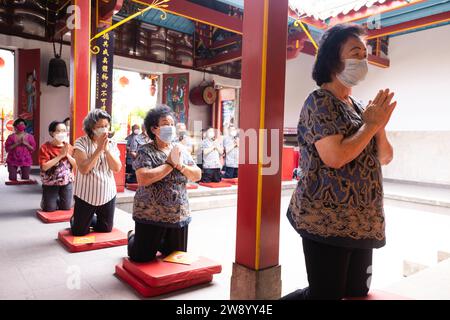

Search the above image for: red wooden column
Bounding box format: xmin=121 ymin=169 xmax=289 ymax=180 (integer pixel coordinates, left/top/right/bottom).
xmin=70 ymin=0 xmax=92 ymax=141
xmin=231 ymin=0 xmax=288 ymax=300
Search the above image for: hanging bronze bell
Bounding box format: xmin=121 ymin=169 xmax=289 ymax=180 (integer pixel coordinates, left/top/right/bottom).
xmin=47 ymin=38 xmax=69 ymax=87
xmin=47 ymin=56 xmax=69 ymax=87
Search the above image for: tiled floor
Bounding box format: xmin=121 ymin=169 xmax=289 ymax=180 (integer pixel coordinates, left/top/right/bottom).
xmin=1 ymin=166 xmax=450 ymax=299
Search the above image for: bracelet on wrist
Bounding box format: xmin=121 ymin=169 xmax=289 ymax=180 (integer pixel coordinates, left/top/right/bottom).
xmin=166 ymin=162 xmax=174 ymax=169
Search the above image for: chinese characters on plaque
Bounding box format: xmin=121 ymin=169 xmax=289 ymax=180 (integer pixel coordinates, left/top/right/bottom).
xmin=95 ymin=31 xmax=114 ymax=114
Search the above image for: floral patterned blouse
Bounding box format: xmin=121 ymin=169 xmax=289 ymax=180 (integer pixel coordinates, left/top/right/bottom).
xmin=39 ymin=142 xmax=74 ymax=186
xmin=287 ymin=89 xmax=386 ymax=249
xmin=132 ymin=142 xmax=196 ymax=228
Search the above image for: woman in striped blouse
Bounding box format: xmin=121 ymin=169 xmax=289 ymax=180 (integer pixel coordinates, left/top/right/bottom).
xmin=71 ymin=109 xmax=122 ymax=236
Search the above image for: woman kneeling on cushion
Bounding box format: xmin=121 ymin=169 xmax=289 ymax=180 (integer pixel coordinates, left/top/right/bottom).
xmin=39 ymin=121 xmax=76 ymax=212
xmin=128 ymin=105 xmax=202 ymax=262
xmin=71 ymin=109 xmax=122 ymax=236
xmin=5 ymin=118 xmax=36 ymax=181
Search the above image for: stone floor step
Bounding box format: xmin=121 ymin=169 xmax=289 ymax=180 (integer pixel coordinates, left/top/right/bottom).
xmin=384 ymin=258 xmax=450 ymax=299
xmin=116 ymin=181 xmax=298 ymax=213
xmin=384 ymin=181 xmax=450 ymax=208
xmin=437 ymin=250 xmax=450 ymax=263
xmin=403 ymin=260 xmax=429 ymax=277
xmin=190 ymin=194 xmax=237 ymax=212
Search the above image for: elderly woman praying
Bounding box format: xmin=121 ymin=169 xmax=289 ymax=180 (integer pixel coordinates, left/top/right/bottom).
xmin=70 ymin=109 xmax=122 ymax=236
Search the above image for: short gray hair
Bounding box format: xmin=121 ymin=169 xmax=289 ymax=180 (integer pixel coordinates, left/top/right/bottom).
xmin=83 ymin=109 xmax=111 ymax=138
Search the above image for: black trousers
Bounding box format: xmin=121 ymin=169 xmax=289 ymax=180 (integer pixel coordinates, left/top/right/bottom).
xmin=8 ymin=165 xmax=31 ymax=180
xmin=281 ymin=237 xmax=373 ymax=300
xmin=40 ymin=183 xmax=73 ymax=212
xmin=128 ymin=222 xmax=188 ymax=263
xmin=126 ymin=163 xmax=137 ymax=183
xmin=70 ymin=196 xmax=116 ymax=236
xmin=223 ymin=167 xmax=238 ymax=179
xmin=201 ymin=168 xmax=221 ymax=183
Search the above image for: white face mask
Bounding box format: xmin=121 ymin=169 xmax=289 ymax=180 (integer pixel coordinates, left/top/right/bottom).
xmin=336 ymin=58 xmax=368 ymax=88
xmin=94 ymin=127 xmax=109 ymax=137
xmin=54 ymin=133 xmax=67 ymax=143
xmin=133 ymin=129 xmax=140 ymax=135
xmin=158 ymin=125 xmax=176 ymax=143
xmin=207 ymin=131 xmax=215 ymax=139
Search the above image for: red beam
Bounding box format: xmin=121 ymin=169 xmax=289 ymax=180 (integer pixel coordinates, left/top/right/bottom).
xmin=99 ymin=0 xmax=124 ymax=20
xmin=367 ymin=10 xmax=450 ymax=39
xmin=328 ymin=0 xmax=427 ymax=26
xmin=132 ymin=0 xmax=243 ymax=34
xmin=296 ymin=40 xmax=389 ymax=68
xmin=368 ymin=54 xmax=390 ymax=68
xmin=71 ymin=0 xmax=92 ymax=141
xmin=198 ymin=41 xmax=313 ymax=66
xmin=299 ymin=40 xmax=316 ymax=56
xmin=98 ymin=0 xmax=124 ymax=26
xmin=196 ymin=49 xmax=242 ymax=68
xmin=199 ymin=40 xmax=388 ymax=68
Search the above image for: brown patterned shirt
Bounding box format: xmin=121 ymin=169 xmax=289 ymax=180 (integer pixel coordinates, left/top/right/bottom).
xmin=132 ymin=142 xmax=195 ymax=227
xmin=287 ymin=89 xmax=386 ymax=249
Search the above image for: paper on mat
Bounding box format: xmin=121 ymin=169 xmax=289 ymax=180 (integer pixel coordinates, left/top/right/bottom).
xmin=163 ymin=251 xmax=199 ymax=265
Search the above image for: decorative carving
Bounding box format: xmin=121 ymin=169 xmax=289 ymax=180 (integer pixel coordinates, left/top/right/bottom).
xmin=90 ymin=0 xmax=170 ymax=54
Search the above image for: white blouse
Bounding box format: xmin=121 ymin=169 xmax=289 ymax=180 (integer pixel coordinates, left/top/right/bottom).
xmin=73 ymin=135 xmax=119 ymax=206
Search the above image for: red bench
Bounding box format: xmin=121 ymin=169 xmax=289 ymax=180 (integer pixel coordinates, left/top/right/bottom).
xmin=125 ymin=183 xmax=138 ymax=191
xmin=345 ymin=290 xmax=412 ymax=300
xmin=58 ymin=228 xmax=128 ymax=252
xmin=36 ymin=208 xmax=73 ymax=223
xmin=5 ymin=179 xmax=38 ymax=185
xmin=199 ymin=181 xmax=232 ymax=188
xmin=222 ymin=178 xmax=238 ymax=185
xmin=116 ymin=256 xmax=222 ymax=297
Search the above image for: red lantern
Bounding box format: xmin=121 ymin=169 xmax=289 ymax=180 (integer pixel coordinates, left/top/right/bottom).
xmin=119 ymin=76 xmax=129 ymax=87
xmin=0 ymin=57 xmax=5 ymax=68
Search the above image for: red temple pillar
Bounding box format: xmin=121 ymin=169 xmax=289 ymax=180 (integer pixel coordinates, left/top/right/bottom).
xmin=70 ymin=0 xmax=92 ymax=141
xmin=230 ymin=0 xmax=289 ymax=300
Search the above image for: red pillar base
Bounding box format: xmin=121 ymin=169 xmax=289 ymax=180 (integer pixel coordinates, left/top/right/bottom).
xmin=230 ymin=263 xmax=281 ymax=300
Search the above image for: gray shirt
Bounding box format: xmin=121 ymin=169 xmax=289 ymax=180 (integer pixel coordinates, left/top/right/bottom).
xmin=125 ymin=134 xmax=139 ymax=165
xmin=201 ymin=138 xmax=223 ymax=169
xmin=224 ymin=136 xmax=239 ymax=168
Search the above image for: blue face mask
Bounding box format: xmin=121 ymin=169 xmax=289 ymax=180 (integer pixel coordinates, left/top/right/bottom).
xmin=158 ymin=126 xmax=176 ymax=143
